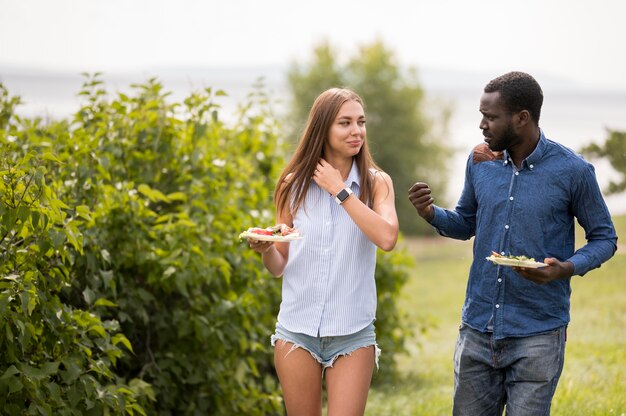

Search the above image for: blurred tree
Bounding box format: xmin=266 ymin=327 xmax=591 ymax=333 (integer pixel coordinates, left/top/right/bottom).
xmin=286 ymin=40 xmax=451 ymax=235
xmin=581 ymin=129 xmax=626 ymax=195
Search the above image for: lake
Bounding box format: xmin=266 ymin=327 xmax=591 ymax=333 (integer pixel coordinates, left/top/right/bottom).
xmin=2 ymin=66 xmax=625 ymax=214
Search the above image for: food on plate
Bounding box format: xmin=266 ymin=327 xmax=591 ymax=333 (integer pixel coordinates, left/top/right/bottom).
xmin=238 ymin=224 xmax=302 ymax=241
xmin=486 ymin=251 xmax=547 ymax=268
xmin=490 ymin=251 xmax=535 ymax=262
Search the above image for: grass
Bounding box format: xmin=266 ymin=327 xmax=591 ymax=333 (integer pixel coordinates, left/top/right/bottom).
xmin=366 ymin=215 xmax=626 ymax=415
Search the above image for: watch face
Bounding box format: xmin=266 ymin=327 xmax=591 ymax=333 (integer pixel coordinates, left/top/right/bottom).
xmin=337 ymin=189 xmax=349 ymax=201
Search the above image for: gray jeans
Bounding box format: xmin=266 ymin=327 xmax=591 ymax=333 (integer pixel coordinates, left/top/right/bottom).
xmin=453 ymin=324 xmax=566 ymax=416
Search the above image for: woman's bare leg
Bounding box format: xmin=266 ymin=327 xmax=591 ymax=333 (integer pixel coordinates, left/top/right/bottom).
xmin=325 ymin=346 xmax=375 ymax=416
xmin=274 ymin=340 xmax=323 ymax=416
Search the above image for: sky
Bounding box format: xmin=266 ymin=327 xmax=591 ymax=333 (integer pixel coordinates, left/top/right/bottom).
xmin=1 ymin=0 xmax=626 ymax=91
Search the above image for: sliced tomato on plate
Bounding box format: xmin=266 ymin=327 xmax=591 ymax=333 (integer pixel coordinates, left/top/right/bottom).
xmin=249 ymin=228 xmax=274 ymax=236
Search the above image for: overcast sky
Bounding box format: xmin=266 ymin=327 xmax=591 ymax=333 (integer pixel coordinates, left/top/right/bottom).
xmin=1 ymin=0 xmax=625 ymax=91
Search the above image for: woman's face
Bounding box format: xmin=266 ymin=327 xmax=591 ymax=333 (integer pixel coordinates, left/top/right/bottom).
xmin=324 ymin=100 xmax=366 ymax=159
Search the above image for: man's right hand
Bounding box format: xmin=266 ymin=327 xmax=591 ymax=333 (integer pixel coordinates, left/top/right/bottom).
xmin=408 ymin=182 xmax=435 ymax=222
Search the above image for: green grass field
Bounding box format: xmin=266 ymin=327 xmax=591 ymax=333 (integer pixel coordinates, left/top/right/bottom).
xmin=366 ymin=215 xmax=626 ymax=415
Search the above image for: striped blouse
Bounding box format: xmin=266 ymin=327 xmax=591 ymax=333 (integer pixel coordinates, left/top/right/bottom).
xmin=277 ymin=161 xmax=377 ymax=337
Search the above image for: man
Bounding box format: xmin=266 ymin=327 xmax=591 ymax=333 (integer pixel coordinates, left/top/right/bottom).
xmin=408 ymin=71 xmax=617 ymax=415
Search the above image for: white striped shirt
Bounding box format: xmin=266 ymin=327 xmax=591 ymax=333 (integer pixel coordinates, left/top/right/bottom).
xmin=278 ymin=161 xmax=377 ymax=337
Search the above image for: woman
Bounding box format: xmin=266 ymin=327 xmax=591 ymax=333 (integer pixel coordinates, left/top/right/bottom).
xmin=248 ymin=88 xmax=399 ymax=415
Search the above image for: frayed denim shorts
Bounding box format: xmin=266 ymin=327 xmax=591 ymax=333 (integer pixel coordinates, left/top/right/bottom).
xmin=271 ymin=321 xmax=380 ymax=370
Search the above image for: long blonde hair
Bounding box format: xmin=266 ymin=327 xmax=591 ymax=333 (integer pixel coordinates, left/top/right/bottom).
xmin=275 ymin=88 xmax=380 ymax=217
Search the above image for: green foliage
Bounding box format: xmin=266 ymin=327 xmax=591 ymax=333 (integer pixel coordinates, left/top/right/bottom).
xmin=0 ymin=120 xmax=148 ymax=413
xmin=581 ymin=129 xmax=626 ymax=195
xmin=286 ymin=40 xmax=451 ymax=235
xmin=1 ymin=77 xmax=284 ymax=415
xmin=373 ymin=238 xmax=416 ymax=383
xmin=1 ymin=75 xmax=416 ymax=413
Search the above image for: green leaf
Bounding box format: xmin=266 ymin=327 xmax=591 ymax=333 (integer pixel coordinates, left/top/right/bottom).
xmin=0 ymin=293 xmax=14 ymax=317
xmin=137 ymin=184 xmax=169 ymax=202
xmin=8 ymin=379 xmax=23 ymax=394
xmin=83 ymin=288 xmax=96 ymax=305
xmin=94 ymin=298 xmax=118 ymax=307
xmin=42 ymin=361 xmax=60 ymax=376
xmin=112 ymin=333 xmax=133 ymax=353
xmin=166 ymin=192 xmax=187 ymax=202
xmin=88 ymin=324 xmax=107 ymax=338
xmin=46 ymin=381 xmax=62 ymax=402
xmin=0 ymin=365 xmax=19 ymax=379
xmin=19 ymin=291 xmax=37 ymax=316
xmin=41 ymin=152 xmax=64 ymax=164
xmin=60 ymin=361 xmax=82 ymax=384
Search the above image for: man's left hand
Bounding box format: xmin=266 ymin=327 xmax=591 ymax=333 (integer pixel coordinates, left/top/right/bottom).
xmin=514 ymin=258 xmax=575 ymax=285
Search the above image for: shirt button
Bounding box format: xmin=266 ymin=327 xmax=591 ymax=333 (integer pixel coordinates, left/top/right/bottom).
xmin=509 ymin=196 xmax=514 ymax=201
xmin=505 ymin=225 xmax=509 ymax=229
xmin=498 ymin=278 xmax=502 ymax=283
xmin=530 ymin=164 xmax=534 ymax=169
xmin=495 ymin=304 xmax=500 ymax=308
xmin=500 ymin=251 xmax=505 ymax=255
xmin=515 ymin=171 xmax=519 ymax=176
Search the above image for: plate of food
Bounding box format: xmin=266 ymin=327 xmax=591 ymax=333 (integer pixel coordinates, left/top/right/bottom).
xmin=486 ymin=251 xmax=547 ymax=268
xmin=239 ymin=224 xmax=303 ymax=242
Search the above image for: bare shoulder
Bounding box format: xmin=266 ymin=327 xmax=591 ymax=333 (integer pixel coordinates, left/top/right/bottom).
xmin=370 ymin=168 xmax=393 ymax=184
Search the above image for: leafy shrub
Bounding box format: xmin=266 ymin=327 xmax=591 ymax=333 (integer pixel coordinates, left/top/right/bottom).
xmin=0 ymin=75 xmax=414 ymax=414
xmin=0 ymin=112 xmax=148 ymax=413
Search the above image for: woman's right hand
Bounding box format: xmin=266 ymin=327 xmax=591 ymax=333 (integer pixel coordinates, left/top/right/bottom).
xmin=248 ymin=238 xmax=274 ymax=254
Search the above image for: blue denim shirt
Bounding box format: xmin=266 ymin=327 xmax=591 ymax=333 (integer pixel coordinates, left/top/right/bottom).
xmin=430 ymin=132 xmax=617 ymax=339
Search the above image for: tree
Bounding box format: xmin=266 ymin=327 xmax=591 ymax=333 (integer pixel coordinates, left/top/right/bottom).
xmin=581 ymin=129 xmax=626 ymax=195
xmin=286 ymin=40 xmax=451 ymax=235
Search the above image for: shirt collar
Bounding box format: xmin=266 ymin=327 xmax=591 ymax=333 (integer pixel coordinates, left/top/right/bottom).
xmin=502 ymin=130 xmax=548 ymax=170
xmin=345 ymin=159 xmax=361 ymax=188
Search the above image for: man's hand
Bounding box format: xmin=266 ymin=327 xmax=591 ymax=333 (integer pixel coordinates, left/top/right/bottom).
xmin=408 ymin=182 xmax=435 ymax=222
xmin=514 ymin=258 xmax=575 ymax=285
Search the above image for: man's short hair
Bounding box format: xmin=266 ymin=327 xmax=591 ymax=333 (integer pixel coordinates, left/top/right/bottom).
xmin=484 ymin=71 xmax=543 ymax=124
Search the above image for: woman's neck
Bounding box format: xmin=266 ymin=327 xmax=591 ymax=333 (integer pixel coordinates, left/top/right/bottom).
xmin=326 ymin=155 xmax=353 ymax=180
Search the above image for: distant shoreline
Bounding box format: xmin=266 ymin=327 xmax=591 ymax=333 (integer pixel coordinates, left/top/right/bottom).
xmin=2 ymin=66 xmax=625 ymax=214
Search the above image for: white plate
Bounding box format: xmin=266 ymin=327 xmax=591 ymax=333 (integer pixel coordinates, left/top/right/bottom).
xmin=239 ymin=231 xmax=303 ymax=242
xmin=486 ymin=255 xmax=547 ymax=268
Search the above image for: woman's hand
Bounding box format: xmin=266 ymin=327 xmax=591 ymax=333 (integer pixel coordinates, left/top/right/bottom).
xmin=312 ymin=159 xmax=345 ymax=197
xmin=247 ymin=238 xmax=274 ymax=254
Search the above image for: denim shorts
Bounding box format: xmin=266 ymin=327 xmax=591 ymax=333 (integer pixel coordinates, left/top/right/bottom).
xmin=271 ymin=321 xmax=380 ymax=370
xmin=453 ymin=324 xmax=566 ymax=416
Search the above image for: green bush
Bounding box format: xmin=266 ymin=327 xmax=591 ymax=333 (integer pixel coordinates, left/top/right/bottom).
xmin=0 ymin=105 xmax=148 ymax=413
xmin=374 ymin=236 xmax=416 ymax=383
xmin=0 ymin=75 xmax=414 ymax=414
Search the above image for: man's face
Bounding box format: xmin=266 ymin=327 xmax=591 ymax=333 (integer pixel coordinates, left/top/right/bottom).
xmin=479 ymin=91 xmax=521 ymax=152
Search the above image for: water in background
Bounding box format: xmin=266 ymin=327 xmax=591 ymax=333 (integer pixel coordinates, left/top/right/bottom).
xmin=2 ymin=66 xmax=625 ymax=214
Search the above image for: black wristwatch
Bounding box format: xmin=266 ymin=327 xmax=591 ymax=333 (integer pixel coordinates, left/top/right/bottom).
xmin=334 ymin=187 xmax=353 ymax=205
